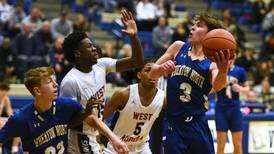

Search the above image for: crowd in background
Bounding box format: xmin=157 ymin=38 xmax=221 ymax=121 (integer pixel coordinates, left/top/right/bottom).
xmin=0 ymin=0 xmax=273 ymax=111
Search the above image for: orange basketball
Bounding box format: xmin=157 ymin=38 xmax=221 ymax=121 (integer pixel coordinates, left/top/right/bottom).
xmin=202 ymin=29 xmax=236 ymax=62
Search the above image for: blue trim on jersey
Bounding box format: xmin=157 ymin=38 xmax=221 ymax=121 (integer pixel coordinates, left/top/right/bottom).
xmin=216 ymin=65 xmax=247 ymax=106
xmin=166 ymin=42 xmax=212 ymax=118
xmin=0 ymin=96 xmax=83 ymax=153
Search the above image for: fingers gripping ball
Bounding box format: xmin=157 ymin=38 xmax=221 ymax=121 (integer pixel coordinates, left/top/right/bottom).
xmin=202 ymin=29 xmax=236 ymax=61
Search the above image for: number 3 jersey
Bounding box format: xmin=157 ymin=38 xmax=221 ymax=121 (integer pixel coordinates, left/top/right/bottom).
xmin=167 ymin=42 xmax=212 ymax=118
xmin=110 ymin=84 xmax=165 ymax=146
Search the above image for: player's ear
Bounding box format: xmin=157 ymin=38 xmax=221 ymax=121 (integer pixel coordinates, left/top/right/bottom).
xmin=73 ymin=50 xmax=81 ymax=58
xmin=137 ymin=72 xmax=141 ymax=80
xmin=33 ymin=87 xmax=41 ymax=96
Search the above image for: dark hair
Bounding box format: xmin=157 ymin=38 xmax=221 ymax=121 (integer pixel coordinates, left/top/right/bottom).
xmin=135 ymin=59 xmax=155 ymax=73
xmin=63 ymin=31 xmax=88 ymax=63
xmin=0 ymin=82 xmax=10 ymax=91
xmin=194 ymin=12 xmax=224 ymax=31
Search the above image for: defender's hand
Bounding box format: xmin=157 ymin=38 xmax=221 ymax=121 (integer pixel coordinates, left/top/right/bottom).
xmin=121 ymin=9 xmax=137 ymax=37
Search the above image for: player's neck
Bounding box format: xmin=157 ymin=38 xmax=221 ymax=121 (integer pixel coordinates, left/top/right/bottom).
xmin=138 ymin=84 xmax=157 ymax=98
xmin=34 ymin=98 xmax=52 ymax=113
xmin=75 ymin=64 xmax=92 ymax=73
xmin=191 ymin=45 xmax=204 ymax=56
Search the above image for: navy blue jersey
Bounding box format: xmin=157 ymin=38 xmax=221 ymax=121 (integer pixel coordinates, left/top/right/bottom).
xmin=217 ymin=65 xmax=247 ymax=106
xmin=166 ymin=43 xmax=212 ymax=117
xmin=0 ymin=96 xmax=83 ymax=153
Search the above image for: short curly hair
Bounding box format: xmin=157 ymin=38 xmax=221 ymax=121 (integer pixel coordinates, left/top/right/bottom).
xmin=63 ymin=31 xmax=88 ymax=63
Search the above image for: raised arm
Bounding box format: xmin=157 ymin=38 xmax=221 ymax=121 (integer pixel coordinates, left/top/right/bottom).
xmin=116 ymin=10 xmax=143 ymax=72
xmin=85 ymin=115 xmax=129 ymax=154
xmin=149 ymin=41 xmax=183 ymax=79
xmin=103 ymin=87 xmax=129 ymax=118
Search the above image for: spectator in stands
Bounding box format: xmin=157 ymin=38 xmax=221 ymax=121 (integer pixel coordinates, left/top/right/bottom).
xmin=257 ymin=79 xmax=274 ymax=112
xmin=51 ymin=10 xmax=73 ymax=40
xmin=261 ymin=2 xmax=274 ymax=56
xmin=152 ymin=16 xmax=173 ymax=58
xmin=22 ymin=7 xmax=43 ymax=32
xmin=235 ymin=46 xmax=256 ymax=85
xmin=136 ymin=0 xmax=157 ymax=31
xmin=155 ymin=0 xmax=166 ymax=17
xmin=171 ymin=22 xmax=189 ymax=43
xmin=0 ymin=82 xmax=20 ymax=154
xmin=116 ymin=44 xmax=137 ymax=85
xmin=35 ymin=21 xmax=54 ymax=54
xmin=0 ymin=38 xmax=14 ymax=83
xmin=164 ymin=0 xmax=174 ymax=17
xmin=222 ymin=8 xmax=246 ymax=53
xmin=0 ymin=0 xmax=12 ymax=31
xmin=73 ymin=14 xmax=90 ymax=34
xmin=253 ymin=58 xmax=274 ymax=86
xmin=11 ymin=22 xmax=46 ymax=83
xmin=251 ymin=0 xmax=267 ymax=24
xmin=7 ymin=2 xmax=26 ymax=38
xmin=246 ymin=90 xmax=259 ymax=104
xmin=50 ymin=36 xmax=72 ymax=84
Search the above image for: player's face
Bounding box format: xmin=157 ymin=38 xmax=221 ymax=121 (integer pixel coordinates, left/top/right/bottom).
xmin=138 ymin=63 xmax=158 ymax=87
xmin=188 ymin=20 xmax=208 ymax=44
xmin=39 ymin=75 xmax=58 ymax=100
xmin=78 ymin=38 xmax=98 ymax=66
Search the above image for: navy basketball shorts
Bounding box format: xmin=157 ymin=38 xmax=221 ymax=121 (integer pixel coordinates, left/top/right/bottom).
xmin=215 ymin=105 xmax=243 ymax=132
xmin=164 ymin=115 xmax=214 ymax=154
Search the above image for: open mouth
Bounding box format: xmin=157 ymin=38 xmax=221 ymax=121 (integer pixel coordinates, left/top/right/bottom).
xmin=148 ymin=79 xmax=157 ymax=84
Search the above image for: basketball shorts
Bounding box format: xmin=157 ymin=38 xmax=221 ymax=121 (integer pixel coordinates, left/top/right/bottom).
xmin=67 ymin=130 xmax=100 ymax=154
xmin=164 ymin=115 xmax=214 ymax=154
xmin=215 ymin=105 xmax=243 ymax=132
xmin=104 ymin=141 xmax=152 ymax=154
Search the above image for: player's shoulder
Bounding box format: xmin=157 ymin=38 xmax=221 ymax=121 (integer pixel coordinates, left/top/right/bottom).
xmin=55 ymin=96 xmax=77 ymax=105
xmin=12 ymin=103 xmax=33 ymax=122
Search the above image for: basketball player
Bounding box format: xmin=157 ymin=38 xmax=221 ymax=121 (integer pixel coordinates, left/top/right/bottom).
xmin=215 ymin=56 xmax=249 ymax=154
xmin=0 ymin=83 xmax=20 ymax=153
xmin=149 ymin=12 xmax=233 ymax=154
xmin=60 ymin=10 xmax=143 ymax=154
xmin=103 ymin=61 xmax=166 ymax=154
xmin=0 ymin=67 xmax=128 ymax=153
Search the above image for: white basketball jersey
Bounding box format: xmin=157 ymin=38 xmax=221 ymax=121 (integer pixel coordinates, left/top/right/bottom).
xmin=111 ymin=84 xmax=165 ymax=146
xmin=60 ymin=58 xmax=116 ymax=153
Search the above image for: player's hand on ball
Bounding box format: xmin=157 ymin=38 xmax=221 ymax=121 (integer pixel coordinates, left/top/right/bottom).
xmin=213 ymin=49 xmax=232 ymax=74
xmin=121 ymin=9 xmax=137 ymax=37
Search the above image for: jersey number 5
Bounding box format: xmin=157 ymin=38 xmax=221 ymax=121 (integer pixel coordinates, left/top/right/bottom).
xmin=179 ymin=82 xmax=192 ymax=102
xmin=133 ymin=122 xmax=144 ymax=135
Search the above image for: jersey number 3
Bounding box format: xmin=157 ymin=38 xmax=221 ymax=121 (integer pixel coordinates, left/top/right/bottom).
xmin=179 ymin=82 xmax=192 ymax=102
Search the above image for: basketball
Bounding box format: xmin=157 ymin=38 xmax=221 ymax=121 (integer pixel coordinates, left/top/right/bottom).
xmin=202 ymin=29 xmax=236 ymax=61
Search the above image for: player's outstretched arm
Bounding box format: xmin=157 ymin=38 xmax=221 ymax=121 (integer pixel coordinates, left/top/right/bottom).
xmin=149 ymin=41 xmax=183 ymax=79
xmin=85 ymin=115 xmax=129 ymax=154
xmin=116 ymin=9 xmax=143 ymax=72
